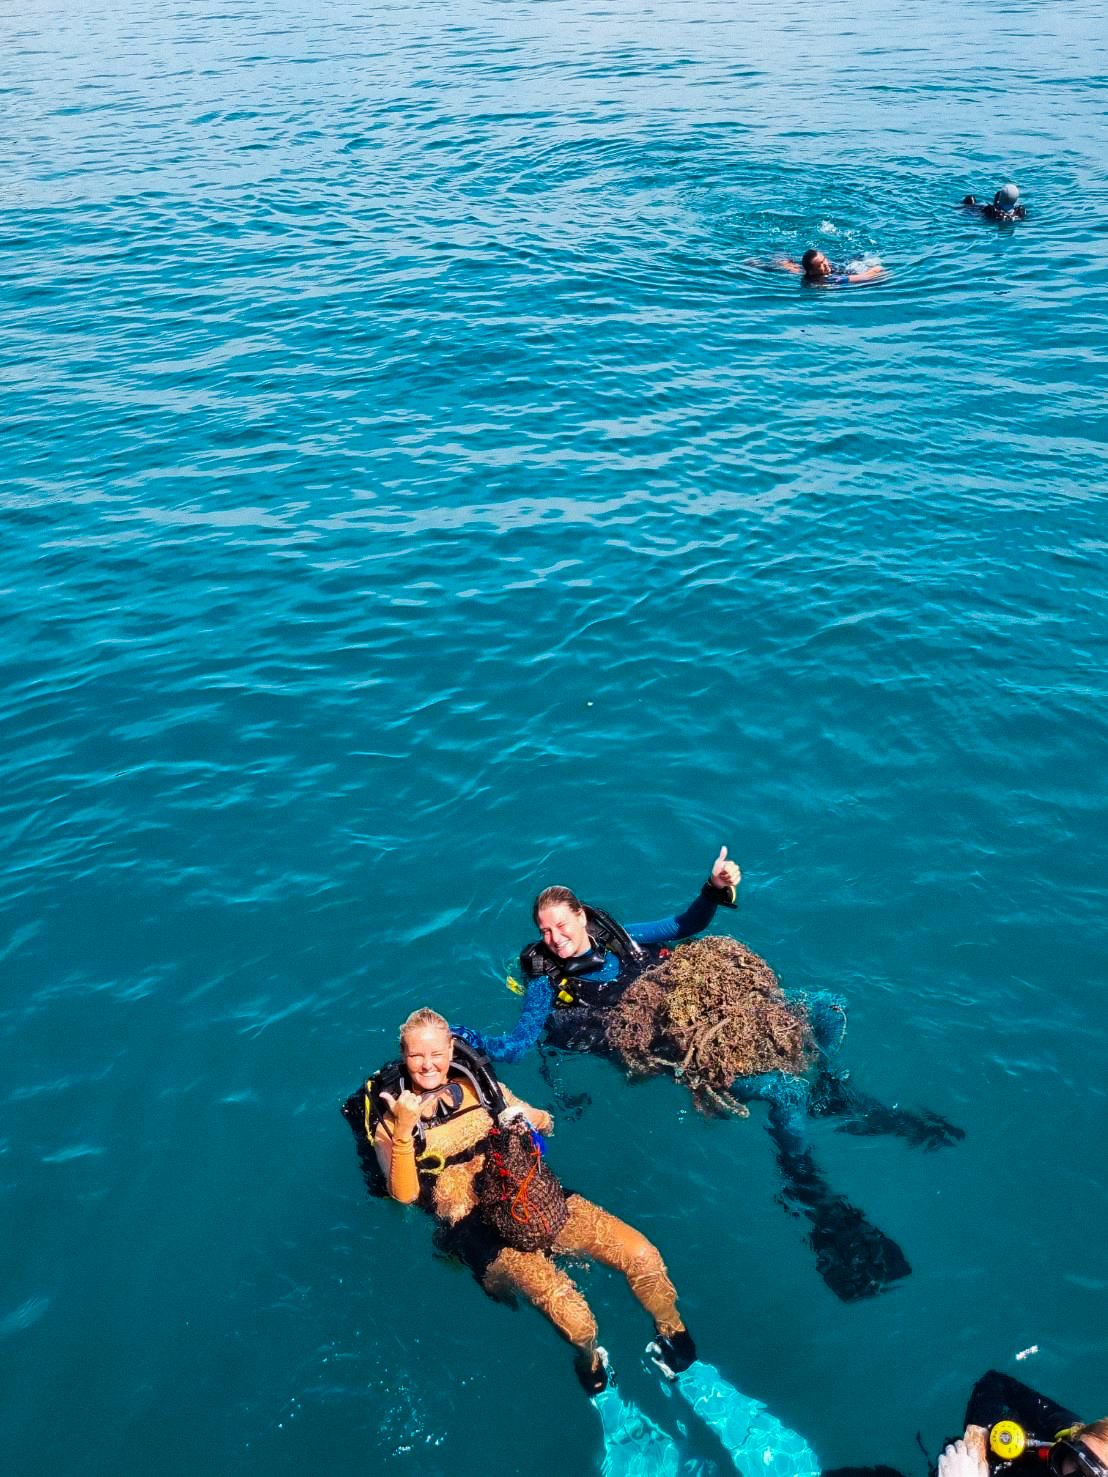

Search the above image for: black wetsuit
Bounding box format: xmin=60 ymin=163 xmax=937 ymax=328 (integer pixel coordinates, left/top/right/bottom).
xmin=825 ymin=1371 xmax=1082 ymax=1477
xmin=961 ymin=1369 xmax=1080 ymax=1471
xmin=963 ymin=196 xmax=1026 ymax=221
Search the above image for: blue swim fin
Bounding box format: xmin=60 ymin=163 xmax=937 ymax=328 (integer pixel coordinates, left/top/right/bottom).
xmin=668 ymin=1361 xmax=821 ymax=1477
xmin=593 ymin=1385 xmax=682 ymax=1477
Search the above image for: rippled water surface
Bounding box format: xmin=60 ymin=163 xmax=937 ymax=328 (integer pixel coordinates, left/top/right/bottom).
xmin=2 ymin=1 xmax=1107 ymax=1472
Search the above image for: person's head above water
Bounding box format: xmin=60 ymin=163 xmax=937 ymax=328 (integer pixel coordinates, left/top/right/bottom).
xmin=963 ymin=183 xmax=1023 ymax=218
xmin=801 ymin=248 xmax=832 ymax=280
xmin=1049 ymin=1421 xmax=1108 ymax=1476
xmin=398 ymin=1006 xmax=453 ymax=1092
xmin=532 ymin=885 xmax=591 ymax=960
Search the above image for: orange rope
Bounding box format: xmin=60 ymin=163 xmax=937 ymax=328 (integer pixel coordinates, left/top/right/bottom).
xmin=511 ymin=1144 xmax=542 ymax=1226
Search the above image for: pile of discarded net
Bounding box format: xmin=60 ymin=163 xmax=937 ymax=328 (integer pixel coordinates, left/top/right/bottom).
xmin=604 ymin=934 xmax=813 ymax=1115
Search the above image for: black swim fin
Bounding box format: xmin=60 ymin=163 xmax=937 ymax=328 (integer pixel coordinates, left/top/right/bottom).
xmin=811 ymin=1072 xmax=965 ymax=1152
xmin=774 ymin=1141 xmax=911 ymax=1302
xmin=805 ymin=1191 xmax=911 ymax=1302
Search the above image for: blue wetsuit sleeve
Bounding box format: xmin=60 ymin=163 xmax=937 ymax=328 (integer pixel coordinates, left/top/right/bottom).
xmin=626 ymin=886 xmax=721 ymax=947
xmin=451 ymin=975 xmax=554 ymax=1064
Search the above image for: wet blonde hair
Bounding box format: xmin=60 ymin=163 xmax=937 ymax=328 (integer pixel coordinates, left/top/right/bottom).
xmin=399 ymin=1006 xmax=451 ymax=1050
xmin=533 ymin=885 xmax=584 ymax=925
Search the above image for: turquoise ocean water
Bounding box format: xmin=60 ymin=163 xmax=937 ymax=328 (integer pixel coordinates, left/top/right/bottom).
xmin=2 ymin=0 xmax=1106 ymax=1472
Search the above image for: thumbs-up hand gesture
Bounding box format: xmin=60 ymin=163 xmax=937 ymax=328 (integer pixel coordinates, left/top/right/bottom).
xmin=708 ymin=845 xmax=741 ymax=897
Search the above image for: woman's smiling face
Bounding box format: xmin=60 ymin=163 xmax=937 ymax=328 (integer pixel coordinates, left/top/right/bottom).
xmin=402 ymin=1023 xmax=453 ymax=1092
xmin=537 ymin=900 xmax=591 ymax=959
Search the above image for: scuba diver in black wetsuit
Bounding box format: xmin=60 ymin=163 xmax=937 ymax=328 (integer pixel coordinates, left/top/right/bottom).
xmin=825 ymin=1370 xmax=1108 ymax=1477
xmin=936 ymin=1372 xmax=1107 ymax=1477
xmin=453 ymin=849 xmax=965 ymax=1302
xmin=962 ymin=183 xmax=1027 ymax=221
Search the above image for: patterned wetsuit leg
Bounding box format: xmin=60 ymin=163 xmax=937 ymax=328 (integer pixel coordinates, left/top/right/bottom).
xmin=553 ymin=1193 xmax=683 ymax=1337
xmin=482 ymin=1245 xmax=598 ymax=1350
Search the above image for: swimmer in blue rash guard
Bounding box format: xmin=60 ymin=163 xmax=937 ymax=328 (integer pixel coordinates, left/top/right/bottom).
xmin=779 ymin=248 xmax=886 ymax=285
xmin=454 ymin=846 xmax=742 ymax=1063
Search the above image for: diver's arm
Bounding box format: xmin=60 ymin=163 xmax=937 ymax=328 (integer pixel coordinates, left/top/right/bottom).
xmin=452 ymin=975 xmax=555 ymax=1063
xmin=628 ymin=848 xmax=741 ymax=946
xmin=777 ymin=259 xmax=803 ymax=273
xmin=374 ymin=1095 xmax=422 ymax=1204
xmin=500 ymin=1084 xmax=554 ymax=1135
xmin=374 ymin=1126 xmax=420 ymax=1204
xmin=846 ymin=265 xmax=885 ymax=282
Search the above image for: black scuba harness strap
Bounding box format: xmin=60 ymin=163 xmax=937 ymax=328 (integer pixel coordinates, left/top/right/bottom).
xmin=362 ymin=1036 xmax=507 ymax=1150
xmin=520 ymin=904 xmax=648 ymax=990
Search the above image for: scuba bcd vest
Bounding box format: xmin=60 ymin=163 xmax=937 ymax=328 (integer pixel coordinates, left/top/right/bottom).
xmin=341 ymin=1035 xmax=507 ymax=1196
xmin=520 ymin=905 xmax=663 ymax=1009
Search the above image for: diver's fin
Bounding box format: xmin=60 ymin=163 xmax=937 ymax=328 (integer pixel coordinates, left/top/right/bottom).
xmin=593 ymin=1386 xmax=682 ymax=1477
xmin=805 ymin=1193 xmax=911 ymax=1302
xmin=831 ymin=1105 xmax=965 ymax=1152
xmin=812 ymin=1073 xmax=965 ymax=1151
xmin=774 ymin=1142 xmax=911 ymax=1301
xmin=669 ymin=1360 xmax=820 ymax=1477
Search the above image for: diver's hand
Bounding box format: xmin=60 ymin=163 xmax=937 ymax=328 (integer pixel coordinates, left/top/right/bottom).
xmin=708 ymin=845 xmax=741 ymax=893
xmin=380 ymin=1089 xmax=422 ymax=1139
xmin=937 ymin=1437 xmax=988 ymax=1477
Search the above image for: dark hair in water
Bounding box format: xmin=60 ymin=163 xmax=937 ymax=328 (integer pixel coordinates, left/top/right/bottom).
xmin=532 ymin=885 xmax=584 ymax=925
xmin=801 ymin=248 xmax=821 ymax=271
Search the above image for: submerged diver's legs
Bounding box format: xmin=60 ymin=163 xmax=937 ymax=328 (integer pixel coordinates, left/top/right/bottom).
xmin=483 ymin=1244 xmax=599 ymax=1351
xmin=767 ymin=1100 xmax=911 ymax=1302
xmin=485 ymin=1245 xmax=607 ymax=1395
xmin=554 ymin=1194 xmax=685 ymax=1339
xmin=788 ymin=988 xmax=963 ymax=1150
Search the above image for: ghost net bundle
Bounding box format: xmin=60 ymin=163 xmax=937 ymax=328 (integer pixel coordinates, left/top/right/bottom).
xmin=604 ymin=935 xmax=814 ymax=1116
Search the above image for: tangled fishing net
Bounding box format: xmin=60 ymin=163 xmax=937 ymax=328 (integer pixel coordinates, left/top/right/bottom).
xmin=605 ymin=936 xmax=814 ymax=1116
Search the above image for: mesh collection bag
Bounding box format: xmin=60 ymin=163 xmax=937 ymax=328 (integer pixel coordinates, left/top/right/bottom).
xmin=474 ymin=1116 xmax=568 ymax=1252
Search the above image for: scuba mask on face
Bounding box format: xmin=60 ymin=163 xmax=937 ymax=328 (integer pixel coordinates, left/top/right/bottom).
xmin=1049 ymin=1439 xmax=1108 ymax=1477
xmin=989 ymin=1422 xmax=1108 ymax=1477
